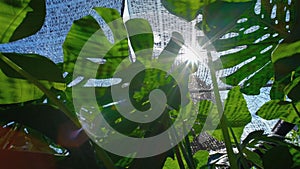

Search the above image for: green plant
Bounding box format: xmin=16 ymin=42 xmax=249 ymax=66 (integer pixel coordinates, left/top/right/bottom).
xmin=0 ymin=0 xmax=299 ymax=168
xmin=162 ymin=0 xmax=300 ymax=168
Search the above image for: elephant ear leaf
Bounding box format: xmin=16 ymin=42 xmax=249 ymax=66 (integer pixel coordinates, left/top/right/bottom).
xmin=0 ymin=0 xmax=45 ymax=43
xmin=199 ymin=1 xmax=297 ymax=95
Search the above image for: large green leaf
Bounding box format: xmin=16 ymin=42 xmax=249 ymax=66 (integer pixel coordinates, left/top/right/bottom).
xmin=195 ymin=87 xmax=251 ymax=142
xmin=64 ymin=6 xmax=192 ymax=131
xmin=163 ymin=0 xmax=298 ymax=95
xmin=193 ymin=150 xmax=209 ymax=169
xmin=0 ymin=52 xmax=65 ymax=104
xmin=0 ymin=53 xmax=64 ymax=82
xmin=0 ymin=0 xmax=45 ymax=43
xmin=0 ymin=68 xmax=51 ymax=104
xmin=203 ymin=0 xmax=297 ymax=95
xmin=63 ymin=7 xmax=128 ymax=81
xmin=256 ymin=100 xmax=300 ymax=124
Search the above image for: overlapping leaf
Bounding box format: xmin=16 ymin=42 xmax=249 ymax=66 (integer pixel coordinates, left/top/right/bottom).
xmin=241 ymin=130 xmax=300 ymax=169
xmin=0 ymin=0 xmax=45 ymax=43
xmin=162 ymin=0 xmax=298 ymax=96
xmin=203 ymin=1 xmax=296 ymax=95
xmin=63 ymin=7 xmax=193 ymax=146
xmin=256 ymin=100 xmax=300 ymax=124
xmin=0 ymin=53 xmax=65 ymax=104
xmin=270 ymin=1 xmax=300 ymax=101
xmin=0 ymin=0 xmax=65 ymax=104
xmin=195 ymin=87 xmax=251 ymax=142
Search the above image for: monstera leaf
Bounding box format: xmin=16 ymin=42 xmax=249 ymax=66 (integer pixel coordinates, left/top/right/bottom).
xmin=203 ymin=0 xmax=297 ymax=95
xmin=270 ymin=1 xmax=300 ymax=101
xmin=162 ymin=0 xmax=298 ymax=96
xmin=0 ymin=0 xmax=45 ymax=43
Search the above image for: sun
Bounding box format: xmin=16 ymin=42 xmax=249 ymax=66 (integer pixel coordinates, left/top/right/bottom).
xmin=176 ymin=45 xmax=208 ymax=71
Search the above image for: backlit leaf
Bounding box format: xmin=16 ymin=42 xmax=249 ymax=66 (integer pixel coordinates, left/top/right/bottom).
xmin=256 ymin=100 xmax=300 ymax=124
xmin=0 ymin=0 xmax=45 ymax=43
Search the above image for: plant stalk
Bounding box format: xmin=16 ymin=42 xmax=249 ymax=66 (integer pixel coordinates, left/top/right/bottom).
xmin=207 ymin=51 xmax=238 ymax=169
xmin=174 ymin=145 xmax=186 ymax=169
xmin=229 ymin=127 xmax=250 ymax=169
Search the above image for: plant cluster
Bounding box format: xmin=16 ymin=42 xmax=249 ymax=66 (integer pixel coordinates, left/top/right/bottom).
xmin=0 ymin=0 xmax=299 ymax=169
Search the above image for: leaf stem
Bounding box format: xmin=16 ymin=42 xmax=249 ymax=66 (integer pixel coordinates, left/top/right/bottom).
xmin=292 ymin=102 xmax=300 ymax=118
xmin=174 ymin=145 xmax=186 ymax=169
xmin=183 ymin=123 xmax=196 ymax=168
xmin=229 ymin=127 xmax=250 ymax=169
xmin=179 ymin=142 xmax=195 ymax=169
xmin=207 ymin=51 xmax=238 ymax=169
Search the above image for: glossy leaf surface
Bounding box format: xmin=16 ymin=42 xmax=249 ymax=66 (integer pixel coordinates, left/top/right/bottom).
xmin=0 ymin=0 xmax=45 ymax=43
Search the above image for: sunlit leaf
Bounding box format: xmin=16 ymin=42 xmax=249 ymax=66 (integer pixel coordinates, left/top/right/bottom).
xmin=0 ymin=68 xmax=53 ymax=104
xmin=256 ymin=100 xmax=300 ymax=124
xmin=0 ymin=53 xmax=64 ymax=82
xmin=0 ymin=0 xmax=45 ymax=43
xmin=195 ymin=87 xmax=251 ymax=142
xmin=272 ymin=41 xmax=300 ymax=63
xmin=223 ymin=86 xmax=251 ymax=129
xmin=193 ymin=150 xmax=209 ymax=169
xmin=163 ymin=157 xmax=180 ymax=169
xmin=198 ymin=0 xmax=297 ymax=95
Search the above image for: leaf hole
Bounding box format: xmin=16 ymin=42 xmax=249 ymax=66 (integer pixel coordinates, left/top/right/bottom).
xmin=260 ymin=45 xmax=273 ymax=54
xmin=220 ymin=32 xmax=239 ymax=39
xmin=244 ymin=25 xmax=260 ymax=35
xmin=254 ymin=34 xmax=271 ymax=44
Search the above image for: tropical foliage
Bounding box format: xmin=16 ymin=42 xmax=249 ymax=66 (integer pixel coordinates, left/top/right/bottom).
xmin=0 ymin=0 xmax=299 ymax=169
